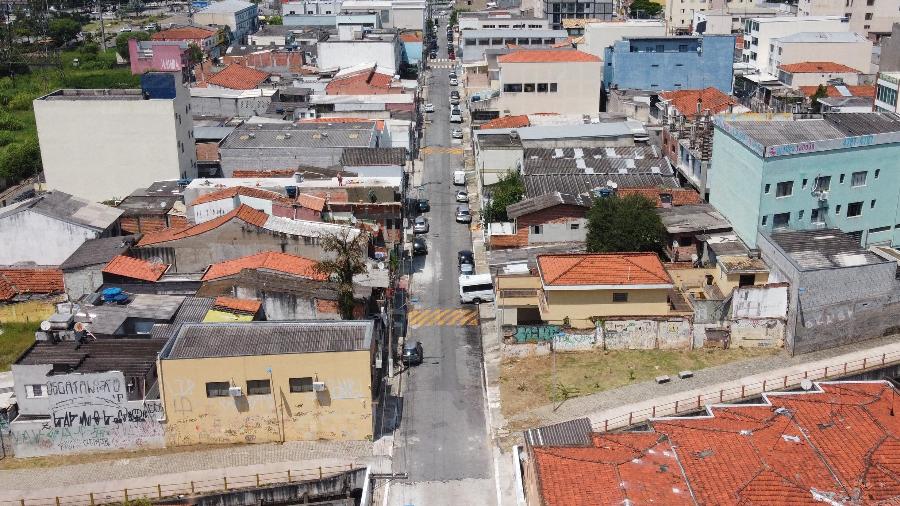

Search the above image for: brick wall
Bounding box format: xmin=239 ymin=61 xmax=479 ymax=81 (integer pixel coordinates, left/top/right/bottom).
xmin=120 ymin=215 xmax=168 ymax=234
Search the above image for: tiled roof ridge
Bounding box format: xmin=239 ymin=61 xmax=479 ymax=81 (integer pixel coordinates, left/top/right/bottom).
xmin=542 ymin=252 xmax=666 ymax=285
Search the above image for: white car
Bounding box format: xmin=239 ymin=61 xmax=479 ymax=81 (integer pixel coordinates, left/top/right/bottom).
xmin=456 ymin=190 xmax=469 ymax=202
xmin=449 ymin=78 xmax=458 ymax=86
xmin=452 ymin=128 xmax=463 ymax=139
xmin=424 ymin=103 xmax=435 ymax=113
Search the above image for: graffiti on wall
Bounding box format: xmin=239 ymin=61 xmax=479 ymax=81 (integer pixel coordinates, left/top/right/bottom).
xmin=513 ymin=325 xmax=559 ymax=343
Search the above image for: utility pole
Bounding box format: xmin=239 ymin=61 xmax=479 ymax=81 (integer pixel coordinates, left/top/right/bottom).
xmin=98 ymin=0 xmax=107 ymax=51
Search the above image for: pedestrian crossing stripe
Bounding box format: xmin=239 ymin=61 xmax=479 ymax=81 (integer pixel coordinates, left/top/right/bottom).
xmin=430 ymin=58 xmax=455 ymax=63
xmin=430 ymin=63 xmax=458 ymax=69
xmin=422 ymin=146 xmax=464 ymax=155
xmin=408 ymin=308 xmax=479 ymax=328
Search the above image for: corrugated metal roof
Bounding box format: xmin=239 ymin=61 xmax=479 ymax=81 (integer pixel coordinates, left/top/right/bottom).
xmin=524 ymin=417 xmax=593 ymax=447
xmin=59 ymin=235 xmax=138 ymax=270
xmin=221 ymin=122 xmax=376 ymax=149
xmin=524 ymin=173 xmax=680 ymax=198
xmin=507 ymin=192 xmax=589 ymax=219
xmin=767 ymin=228 xmax=885 ymax=270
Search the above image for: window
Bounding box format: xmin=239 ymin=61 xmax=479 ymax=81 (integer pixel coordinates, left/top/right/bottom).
xmin=799 ymin=210 xmax=805 ymax=219
xmin=532 ymin=225 xmax=543 ymax=234
xmin=503 ymin=83 xmax=523 ymax=92
xmin=523 ymin=83 xmax=536 ymax=92
xmin=836 ymin=204 xmax=842 ymax=214
xmin=773 ymin=212 xmax=790 ymax=228
xmin=206 ymin=382 xmax=230 ymax=397
xmin=847 ymin=201 xmax=863 ymax=217
xmin=612 ymin=292 xmax=628 ymax=302
xmin=840 ymin=173 xmax=845 ymax=184
xmin=290 ymin=377 xmax=314 ymax=393
xmin=678 ymin=44 xmax=688 ymax=52
xmin=802 ymin=178 xmax=808 ymax=189
xmin=738 ymin=274 xmax=755 ymax=287
xmin=764 ymin=183 xmax=771 ymax=194
xmin=761 ymin=215 xmax=768 ymax=226
xmin=811 ymin=208 xmax=824 ymax=223
xmin=247 ymin=379 xmax=271 ymax=395
xmin=851 ymin=171 xmax=867 ymax=187
xmin=814 ymin=176 xmax=831 ymax=191
xmin=477 ymin=38 xmax=489 ymax=46
xmin=25 ymin=384 xmax=47 ymax=398
xmin=570 ymin=223 xmax=579 ymax=230
xmin=775 ymin=181 xmax=793 ymax=198
xmin=870 ymin=226 xmax=891 ymax=234
xmin=865 ymin=12 xmax=873 ymax=20
xmin=537 ymin=83 xmax=548 ymax=92
xmin=876 ymin=169 xmax=881 ymax=179
xmin=867 ymin=0 xmax=875 ymax=5
xmin=549 ymin=83 xmax=558 ymax=92
xmin=491 ymin=38 xmax=502 ymax=45
xmin=872 ymin=200 xmax=877 ymax=208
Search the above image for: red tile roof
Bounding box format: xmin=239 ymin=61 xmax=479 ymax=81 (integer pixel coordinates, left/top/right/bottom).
xmin=191 ymin=186 xmax=286 ymax=206
xmin=297 ymin=193 xmax=326 ymax=212
xmin=202 ymin=251 xmax=326 ymax=281
xmin=798 ymin=84 xmax=876 ymax=98
xmin=537 ymin=253 xmax=672 ymax=287
xmin=658 ymin=87 xmax=738 ymax=119
xmin=325 ymin=68 xmax=396 ymax=95
xmin=152 ymin=26 xmax=216 ymax=41
xmin=138 ymin=205 xmax=269 ymax=246
xmin=498 ymin=49 xmax=600 ymax=64
xmin=478 ymin=115 xmax=531 ymax=130
xmin=195 ymin=142 xmax=219 ymax=162
xmin=232 ymin=169 xmax=297 ymax=178
xmin=102 ymin=255 xmax=168 ymax=282
xmin=779 ymin=61 xmax=861 ymax=73
xmin=617 ymin=188 xmax=703 ymax=207
xmin=212 ymin=296 xmax=262 ymax=314
xmin=399 ymin=33 xmax=422 ymax=42
xmin=0 ymin=268 xmax=64 ymax=301
xmin=206 ymin=64 xmax=270 ymax=90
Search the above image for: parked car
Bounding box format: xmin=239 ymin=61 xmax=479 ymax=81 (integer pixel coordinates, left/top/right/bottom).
xmin=413 ymin=215 xmax=430 ymax=233
xmin=456 ymin=205 xmax=472 ymax=223
xmin=429 ymin=51 xmax=437 ymax=59
xmin=401 ymin=341 xmax=424 ymax=366
xmin=452 ymin=128 xmax=464 ymax=139
xmin=449 ymin=53 xmax=456 ymax=60
xmin=455 ymin=190 xmax=469 ymax=202
xmin=458 ymin=250 xmax=474 ymax=272
xmin=449 ymin=71 xmax=457 ymax=79
xmin=412 ymin=236 xmax=428 ymax=255
xmin=417 ymin=198 xmax=430 ymax=212
xmin=424 ymin=103 xmax=435 ymax=113
xmin=450 ymin=90 xmax=460 ymax=99
xmin=449 ymin=78 xmax=458 ymax=86
xmin=450 ymin=96 xmax=460 ymax=105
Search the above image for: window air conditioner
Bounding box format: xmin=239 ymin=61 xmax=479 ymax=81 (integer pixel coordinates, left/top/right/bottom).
xmin=228 ymin=386 xmax=243 ymax=397
xmin=312 ymin=381 xmax=326 ymax=392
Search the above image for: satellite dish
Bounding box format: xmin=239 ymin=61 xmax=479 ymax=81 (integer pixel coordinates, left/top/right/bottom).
xmin=377 ymin=261 xmax=385 ymax=270
xmin=40 ymin=321 xmax=52 ymax=331
xmin=800 ymin=379 xmax=813 ymax=391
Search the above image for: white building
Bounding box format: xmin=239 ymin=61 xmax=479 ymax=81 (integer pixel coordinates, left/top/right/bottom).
xmin=317 ymin=31 xmax=402 ymax=73
xmin=497 ymin=49 xmax=602 ymax=116
xmin=338 ymin=0 xmax=426 ymax=30
xmin=777 ymin=62 xmax=863 ymax=88
xmin=797 ymin=0 xmax=900 ymax=39
xmin=769 ymin=32 xmax=873 ymax=76
xmin=691 ymin=7 xmax=782 ymax=35
xmin=742 ymin=16 xmax=849 ymax=72
xmin=581 ymin=20 xmax=666 ymax=58
xmin=33 ymin=74 xmax=197 ymax=203
xmin=458 ymin=11 xmax=549 ymax=31
xmin=665 ymin=0 xmax=769 ymax=35
xmin=282 ymin=0 xmax=341 ymax=15
xmin=875 ymin=71 xmax=900 ymax=113
xmin=193 ymin=0 xmax=259 ymax=43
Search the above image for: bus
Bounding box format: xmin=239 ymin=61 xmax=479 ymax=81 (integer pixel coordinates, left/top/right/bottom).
xmin=459 ymin=273 xmax=494 ymax=304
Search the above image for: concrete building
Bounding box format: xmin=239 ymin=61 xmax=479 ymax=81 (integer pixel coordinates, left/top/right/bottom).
xmin=317 ymin=31 xmax=403 ymax=74
xmin=282 ymin=0 xmax=341 ymax=15
xmin=603 ymin=35 xmax=736 ymax=94
xmin=33 ymin=73 xmax=197 ymax=203
xmin=193 ymin=0 xmax=259 ymax=43
xmin=190 ymin=86 xmax=277 ymax=118
xmin=59 ymin=235 xmax=138 ymax=300
xmin=0 ymin=191 xmax=122 ymax=265
xmin=691 ymin=6 xmax=782 ymax=35
xmin=458 ymin=11 xmax=549 ymax=31
xmin=534 ymin=0 xmax=612 ymax=30
xmin=709 ymin=113 xmax=900 ymax=249
xmin=458 ymin=28 xmax=569 ymax=65
xmin=879 ymin=23 xmax=900 ymax=73
xmin=158 ymin=321 xmax=376 ymax=445
xmin=769 ymin=32 xmax=873 ymax=76
xmin=742 ymin=16 xmax=849 ymax=72
xmin=496 ymin=49 xmax=602 ymax=116
xmin=580 ymin=20 xmax=666 ymax=58
xmin=777 ymin=62 xmax=863 ymax=89
xmin=339 ymin=0 xmax=426 ymax=30
xmin=797 ymin=0 xmax=900 ymax=39
xmin=876 ymin=71 xmax=900 ymax=113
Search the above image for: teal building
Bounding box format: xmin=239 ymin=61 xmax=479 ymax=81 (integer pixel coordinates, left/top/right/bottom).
xmin=709 ymin=113 xmax=900 ymax=248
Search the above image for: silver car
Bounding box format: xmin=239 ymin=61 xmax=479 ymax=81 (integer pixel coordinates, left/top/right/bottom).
xmin=413 ymin=215 xmax=430 ymax=233
xmin=455 ymin=190 xmax=469 ymax=202
xmin=455 ymin=206 xmax=472 ymax=223
xmin=452 ymin=129 xmax=464 ymax=139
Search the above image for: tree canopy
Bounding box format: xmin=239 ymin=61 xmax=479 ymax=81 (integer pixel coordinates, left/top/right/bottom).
xmin=585 ymin=194 xmax=666 ymax=253
xmin=630 ymin=0 xmax=663 ymax=18
xmin=316 ymin=229 xmax=369 ymax=319
xmin=486 ymin=170 xmax=525 ymax=222
xmin=49 ymin=18 xmax=82 ymax=47
xmin=115 ymin=31 xmax=151 ymax=60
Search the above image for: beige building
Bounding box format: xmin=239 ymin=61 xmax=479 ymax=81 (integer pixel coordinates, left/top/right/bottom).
xmin=497 ymin=49 xmax=602 ymax=116
xmin=798 ymin=0 xmax=900 ymax=38
xmin=742 ymin=16 xmax=849 ymax=73
xmin=158 ymin=321 xmax=376 ymax=446
xmin=665 ymin=0 xmax=761 ymax=34
xmin=580 ymin=20 xmax=666 ymax=57
xmin=777 ymin=62 xmax=863 ymax=88
xmin=33 ymin=73 xmax=197 ymax=203
xmin=769 ymin=32 xmax=873 ymax=76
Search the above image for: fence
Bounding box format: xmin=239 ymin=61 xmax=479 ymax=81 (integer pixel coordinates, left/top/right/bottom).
xmin=1 ymin=463 xmax=361 ymax=506
xmin=593 ymin=349 xmax=900 ymax=433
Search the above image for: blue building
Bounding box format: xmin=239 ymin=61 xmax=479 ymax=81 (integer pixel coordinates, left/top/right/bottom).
xmin=400 ymin=33 xmax=422 ymax=66
xmin=602 ymin=35 xmax=735 ymax=94
xmin=708 ymin=113 xmax=900 ymax=248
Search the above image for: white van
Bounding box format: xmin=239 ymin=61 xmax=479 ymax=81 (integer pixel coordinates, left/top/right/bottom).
xmin=459 ymin=273 xmax=494 ymax=304
xmin=454 ymin=170 xmax=466 ymax=185
xmin=449 ymin=110 xmax=463 ymax=123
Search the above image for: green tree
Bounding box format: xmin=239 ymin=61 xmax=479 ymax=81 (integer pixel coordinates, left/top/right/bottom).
xmin=449 ymin=9 xmax=459 ymax=27
xmin=630 ymin=0 xmax=663 ymax=18
xmin=485 ymin=170 xmax=525 ymax=222
xmin=810 ymin=84 xmax=828 ymax=113
xmin=0 ymin=137 xmax=42 ymax=181
xmin=585 ymin=194 xmax=666 ymax=253
xmin=267 ymin=15 xmax=283 ymax=25
xmin=49 ymin=18 xmax=82 ymax=47
xmin=115 ymin=30 xmax=151 ymax=60
xmin=187 ymin=43 xmax=204 ymax=65
xmin=316 ymin=229 xmax=369 ymax=320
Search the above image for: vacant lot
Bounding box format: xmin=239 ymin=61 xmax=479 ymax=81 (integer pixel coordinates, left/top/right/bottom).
xmin=0 ymin=301 xmax=55 ymax=370
xmin=500 ymin=347 xmax=780 ymax=420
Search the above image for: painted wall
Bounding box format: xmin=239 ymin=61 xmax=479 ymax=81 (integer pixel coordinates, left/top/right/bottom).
xmin=190 ymin=195 xmax=276 ymax=224
xmin=499 ymin=60 xmax=602 ymax=116
xmin=502 ymin=318 xmax=693 ymax=352
xmin=128 ymin=39 xmax=189 ymax=77
xmin=581 ymin=21 xmax=666 ymax=57
xmin=317 ymin=40 xmax=401 ymax=74
xmin=541 ymin=288 xmax=671 ymax=328
xmin=744 ymin=17 xmax=849 ymax=72
xmin=0 ymin=210 xmax=101 ymax=265
xmin=773 ymin=41 xmax=872 ymax=76
xmin=476 ymin=144 xmax=523 ymax=185
xmin=159 ymin=350 xmax=372 ymax=445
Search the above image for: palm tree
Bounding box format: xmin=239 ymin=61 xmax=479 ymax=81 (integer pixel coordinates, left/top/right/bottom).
xmin=316 ymin=228 xmax=369 ymax=319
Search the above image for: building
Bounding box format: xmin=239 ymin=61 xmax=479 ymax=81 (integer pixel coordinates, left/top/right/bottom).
xmin=876 ymin=71 xmax=900 ymax=113
xmin=116 ymin=181 xmax=189 ymax=234
xmin=580 ymin=20 xmax=666 ymax=58
xmin=0 ymin=191 xmax=122 ymax=265
xmin=496 ymin=50 xmax=602 ymax=116
xmin=777 ymin=61 xmax=863 ymax=89
xmin=247 ymin=25 xmax=298 ymax=46
xmin=33 ymin=73 xmax=197 ymax=203
xmin=691 ymin=6 xmax=782 ymax=35
xmin=603 ymin=35 xmax=736 ymax=94
xmin=204 ymin=64 xmax=271 ymax=90
xmin=656 ymin=203 xmax=732 ymax=262
xmin=664 ymin=0 xmax=765 ymax=35
xmin=340 ymin=147 xmax=407 ymax=178
xmin=158 ymin=320 xmax=376 ymax=445
xmin=458 ymin=28 xmax=569 ymax=65
xmin=190 ymin=87 xmax=277 ymax=118
xmin=317 ymin=31 xmax=402 ymax=74
xmin=193 ymin=0 xmax=259 ymax=43
xmin=128 ymin=39 xmax=191 ymax=82
xmin=151 ymin=26 xmax=221 ymax=57
xmin=759 ymin=228 xmax=900 ymax=354
xmin=769 ymin=32 xmax=872 ymax=77
xmin=338 ymin=0 xmax=426 ymax=30
xmin=534 ymin=0 xmax=612 ymax=30
xmin=742 ymin=16 xmax=849 ymax=72
xmin=59 ymin=235 xmax=138 ymax=300
xmin=0 ymin=267 xmax=64 ymax=302
xmin=222 ymin=45 xmax=307 ymax=74
xmin=188 ymin=186 xmax=286 ymax=223
xmin=324 ymin=62 xmax=402 ymax=95
xmin=880 ymin=23 xmax=900 ymax=72
xmin=282 ymin=0 xmax=341 ymax=15
xmin=458 ymin=11 xmax=549 ymax=31
xmin=709 ymin=113 xmax=900 ymax=249
xmin=797 ymin=0 xmax=900 ymax=39
xmin=524 ymin=381 xmax=900 ymax=505
xmin=536 ymin=253 xmax=674 ymax=328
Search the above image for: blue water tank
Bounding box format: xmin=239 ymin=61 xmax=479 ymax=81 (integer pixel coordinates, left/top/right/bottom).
xmin=141 ymin=72 xmax=177 ymax=100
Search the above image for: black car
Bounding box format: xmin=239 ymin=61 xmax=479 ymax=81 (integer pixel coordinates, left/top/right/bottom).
xmin=458 ymin=250 xmax=474 ymax=267
xmin=450 ymin=90 xmax=460 ymax=99
xmin=417 ymin=198 xmax=430 ymax=212
xmin=402 ymin=341 xmax=424 ymax=366
xmin=412 ymin=237 xmax=428 ymax=255
xmin=429 ymin=51 xmax=437 ymax=59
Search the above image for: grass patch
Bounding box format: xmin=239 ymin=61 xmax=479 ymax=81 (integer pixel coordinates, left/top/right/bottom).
xmin=499 ymin=347 xmax=781 ymax=420
xmin=0 ymin=322 xmax=39 ymax=372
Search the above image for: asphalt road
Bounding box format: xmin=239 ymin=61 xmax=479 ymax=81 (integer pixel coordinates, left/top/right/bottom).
xmin=388 ymin=19 xmax=496 ymax=506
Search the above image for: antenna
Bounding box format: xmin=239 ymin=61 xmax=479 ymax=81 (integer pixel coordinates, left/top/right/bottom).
xmin=800 ymin=379 xmax=813 ymax=391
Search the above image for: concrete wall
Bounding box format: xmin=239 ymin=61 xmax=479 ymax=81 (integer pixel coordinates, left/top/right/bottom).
xmin=63 ymin=265 xmax=105 ymax=300
xmin=191 ymin=195 xmax=276 ymax=224
xmin=730 ymin=318 xmax=785 ymax=348
xmin=0 ymin=210 xmax=100 ymax=265
xmin=581 ymin=21 xmax=666 ymax=57
xmin=477 ymin=145 xmax=523 ymax=184
xmin=773 ymin=41 xmax=873 ymax=76
xmin=731 ymin=283 xmax=788 ymax=319
xmin=317 ymin=40 xmax=401 ymax=74
xmin=190 ymin=94 xmax=273 ymax=118
xmin=502 ymin=317 xmax=693 ymax=353
xmin=780 ymin=70 xmax=861 ymax=88
xmin=499 ymin=60 xmax=602 ymax=115
xmin=542 ymin=288 xmax=671 ymax=328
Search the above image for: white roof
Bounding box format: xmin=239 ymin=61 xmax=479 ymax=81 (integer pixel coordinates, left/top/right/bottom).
xmin=199 ymin=0 xmax=254 ymax=13
xmin=263 ymin=215 xmax=360 ymax=239
xmin=190 ymin=87 xmax=277 ymax=99
xmin=774 ymin=31 xmax=867 ymax=44
xmin=310 ymin=94 xmax=413 ymax=104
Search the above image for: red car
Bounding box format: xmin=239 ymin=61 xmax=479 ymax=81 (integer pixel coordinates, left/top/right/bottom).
xmin=449 ymin=53 xmax=456 ymax=60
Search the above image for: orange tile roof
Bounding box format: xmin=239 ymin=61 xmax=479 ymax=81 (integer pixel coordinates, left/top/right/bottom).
xmin=191 ymin=186 xmax=286 ymax=206
xmin=297 ymin=193 xmax=326 ymax=212
xmin=325 ymin=68 xmax=396 ymax=95
xmin=0 ymin=268 xmax=64 ymax=301
xmin=617 ymin=188 xmax=703 ymax=207
xmin=138 ymin=205 xmax=269 ymax=246
xmin=537 ymin=253 xmax=672 ymax=287
xmin=206 ymin=64 xmax=270 ymax=90
xmin=658 ymin=87 xmax=738 ymax=119
xmin=478 ymin=115 xmax=531 ymax=130
xmin=202 ymin=251 xmax=326 ymax=281
xmin=798 ymin=84 xmax=875 ymax=98
xmin=102 ymin=255 xmax=168 ymax=282
xmin=498 ymin=49 xmax=600 ymax=64
xmin=399 ymin=33 xmax=422 ymax=42
xmin=779 ymin=61 xmax=860 ymax=73
xmin=212 ymin=295 xmax=262 ymax=314
xmin=232 ymin=169 xmax=297 ymax=177
xmin=152 ymin=26 xmax=216 ymax=41
xmin=195 ymin=142 xmax=219 ymax=162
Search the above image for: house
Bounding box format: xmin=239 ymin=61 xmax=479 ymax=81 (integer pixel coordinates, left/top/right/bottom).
xmin=778 ymin=61 xmax=863 ymax=88
xmin=189 ymin=86 xmax=278 ymax=118
xmin=0 ymin=267 xmax=64 ymax=302
xmin=0 ymin=191 xmax=122 ymax=265
xmin=202 ymin=295 xmax=263 ymax=321
xmin=399 ymin=32 xmax=422 ymax=65
xmin=324 ymin=62 xmax=401 ymax=96
xmin=709 ymin=112 xmax=900 ymax=248
xmin=798 ymin=0 xmax=900 ymax=39
xmin=603 ymin=35 xmax=736 ymax=94
xmin=59 ymin=235 xmax=139 ymax=300
xmin=308 ymin=94 xmax=414 ymax=121
xmin=497 ymin=193 xmax=591 ymax=249
xmin=158 ymin=321 xmax=376 ymax=445
xmin=495 ymin=50 xmax=602 ymax=116
xmin=222 ymin=46 xmax=305 ymax=74
xmin=128 ymin=39 xmax=191 ymax=82
xmin=536 ymin=253 xmax=674 ymax=329
xmin=656 ymin=203 xmax=732 ymax=262
xmin=102 ymin=255 xmax=170 ymax=284
xmin=33 ymin=73 xmax=197 ymax=203
xmin=133 ymin=204 xmax=362 ymax=273
xmin=152 ymin=26 xmax=220 ymax=57
xmin=339 ymin=147 xmax=407 ymax=178
xmin=741 ymin=16 xmax=849 ymax=72
xmin=523 ymin=381 xmax=900 ymax=505
xmin=188 ymin=186 xmax=287 ymax=223
xmin=579 ymin=20 xmax=665 ymax=58
xmin=204 ymin=64 xmax=271 ymax=91
xmin=116 ymin=181 xmax=189 ymax=235
xmin=534 ymin=0 xmax=611 ymax=29
xmin=769 ymin=33 xmax=872 ymax=76
xmin=247 ymin=25 xmax=297 ymax=46
xmin=193 ymin=0 xmax=258 ymax=43
xmin=317 ymin=31 xmax=402 ymax=74
xmin=758 ymin=228 xmax=900 ymax=354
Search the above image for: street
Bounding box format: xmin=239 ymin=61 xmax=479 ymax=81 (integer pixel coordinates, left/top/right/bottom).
xmin=388 ymin=17 xmax=496 ymax=506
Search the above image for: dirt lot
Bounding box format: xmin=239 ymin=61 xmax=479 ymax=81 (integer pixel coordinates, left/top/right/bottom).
xmin=499 ymin=347 xmax=780 ymax=420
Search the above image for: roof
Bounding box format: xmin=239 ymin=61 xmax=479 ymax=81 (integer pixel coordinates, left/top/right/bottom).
xmin=59 ymin=235 xmax=139 ymax=270
xmin=0 ymin=191 xmax=122 ymax=231
xmin=196 ymin=142 xmax=220 ymax=162
xmin=507 ymin=192 xmax=590 ymax=219
xmin=15 ymin=338 xmax=166 ymax=378
xmin=659 ymin=87 xmax=737 ymax=119
xmin=152 ymin=26 xmax=217 ymax=40
xmin=198 ymin=0 xmax=254 ymax=13
xmin=717 ymin=255 xmax=769 ymax=274
xmin=162 ymin=320 xmax=373 ymax=359
xmin=479 ymin=115 xmax=532 ymax=130
xmin=150 ymin=296 xmax=216 ymax=340
xmin=220 ymin=122 xmax=376 ymax=149
xmin=137 ymin=205 xmax=268 ymax=246
xmin=525 ymin=173 xmax=680 ymax=197
xmin=102 ymin=255 xmax=169 ymax=282
xmin=497 ymin=49 xmax=600 ymax=63
xmin=297 ymin=193 xmax=327 ymax=212
xmin=232 ymin=169 xmax=296 ymax=178
xmin=325 ymin=63 xmax=397 ymax=95
xmin=206 ymin=64 xmax=270 ymax=90
xmin=767 ymin=228 xmax=885 ymax=270
xmin=537 ymin=253 xmax=672 ymax=287
xmin=798 ymin=84 xmax=875 ymax=98
xmin=340 ymin=147 xmax=407 ymax=166
xmin=779 ymin=61 xmax=860 ymax=73
xmin=202 ymin=250 xmax=326 ymax=281
xmin=617 ymin=188 xmax=702 ymax=207
xmin=212 ymin=295 xmax=261 ymax=314
xmin=191 ymin=186 xmax=285 ymax=205
xmin=0 ymin=268 xmax=64 ymax=301
xmin=774 ymin=31 xmax=868 ymax=44
xmin=524 ymin=417 xmax=593 ymax=447
xmin=399 ymin=32 xmax=422 ymax=42
xmin=656 ymin=203 xmax=732 ymax=234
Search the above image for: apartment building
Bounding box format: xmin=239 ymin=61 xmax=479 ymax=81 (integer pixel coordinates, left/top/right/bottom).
xmin=742 ymin=16 xmax=849 ymax=72
xmin=797 ymin=0 xmax=900 ymax=39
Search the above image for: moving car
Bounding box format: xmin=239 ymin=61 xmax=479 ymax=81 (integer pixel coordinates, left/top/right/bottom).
xmin=424 ymin=103 xmax=435 ymax=113
xmin=413 ymin=215 xmax=430 ymax=233
xmin=429 ymin=51 xmax=437 ymax=59
xmin=452 ymin=128 xmax=464 ymax=139
xmin=401 ymin=341 xmax=424 ymax=366
xmin=456 ymin=205 xmax=472 ymax=223
xmin=455 ymin=190 xmax=469 ymax=202
xmin=412 ymin=236 xmax=428 ymax=255
xmin=417 ymin=198 xmax=430 ymax=212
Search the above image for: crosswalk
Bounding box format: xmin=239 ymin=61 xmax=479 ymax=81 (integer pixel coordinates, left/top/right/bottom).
xmin=421 ymin=146 xmax=464 ymax=155
xmin=408 ymin=308 xmax=479 ymax=328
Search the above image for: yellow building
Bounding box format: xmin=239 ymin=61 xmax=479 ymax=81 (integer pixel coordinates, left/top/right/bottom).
xmin=537 ymin=253 xmax=674 ymax=329
xmin=715 ymin=255 xmax=770 ymax=295
xmin=158 ymin=321 xmax=375 ymax=446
